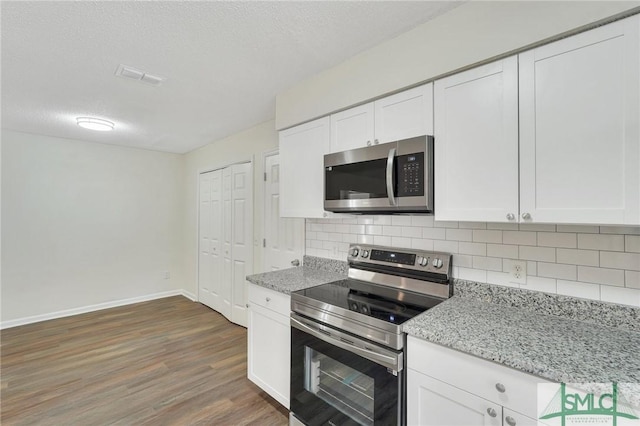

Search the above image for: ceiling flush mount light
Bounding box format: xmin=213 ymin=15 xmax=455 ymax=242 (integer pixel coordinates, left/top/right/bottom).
xmin=76 ymin=117 xmax=115 ymax=131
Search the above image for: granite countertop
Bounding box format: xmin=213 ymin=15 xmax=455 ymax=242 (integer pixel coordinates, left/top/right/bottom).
xmin=246 ymin=255 xmax=347 ymax=294
xmin=404 ymin=281 xmax=640 ymax=407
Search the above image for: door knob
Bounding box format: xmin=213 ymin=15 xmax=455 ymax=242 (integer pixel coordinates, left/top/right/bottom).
xmin=291 ymin=259 xmax=300 ymax=267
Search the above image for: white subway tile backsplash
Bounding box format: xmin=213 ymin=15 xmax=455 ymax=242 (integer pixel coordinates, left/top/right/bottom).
xmin=600 ymin=226 xmax=640 ymax=235
xmin=434 ymin=220 xmax=458 ymax=228
xmin=577 ymin=266 xmax=625 ymax=287
xmin=459 ymin=242 xmax=487 ymax=256
xmin=459 ymin=222 xmax=487 ymax=229
xmin=523 ymin=276 xmax=557 ymax=293
xmin=625 ymin=271 xmax=640 ymax=289
xmin=411 ymin=238 xmax=434 ymax=250
xmin=537 ymin=262 xmax=577 ymax=281
xmin=537 ymin=232 xmax=577 ymax=248
xmin=625 ymin=235 xmax=640 ymax=253
xmin=519 ymin=223 xmax=556 ymax=232
xmin=600 ymin=286 xmax=640 ymax=307
xmin=457 ymin=267 xmax=487 ymax=283
xmin=600 ymin=251 xmax=640 ymax=271
xmin=423 ymin=227 xmax=446 ymax=240
xmin=305 ymin=215 xmax=640 ymax=306
xmin=373 ymin=235 xmax=392 ymax=246
xmin=452 ymin=254 xmax=473 ymax=268
xmin=556 ymin=225 xmax=599 ymax=234
xmin=519 ymin=246 xmax=555 ymax=262
xmin=578 ymin=234 xmax=624 ymax=252
xmin=473 ymin=256 xmax=503 ymax=272
xmin=391 ymin=236 xmax=412 ymax=248
xmin=556 ymin=249 xmax=599 ymax=266
xmin=434 ymin=240 xmax=459 ymax=253
xmin=503 ymin=231 xmax=537 ymax=246
xmin=472 ymin=230 xmax=502 ymax=243
xmin=365 ymin=225 xmax=382 ymax=235
xmin=486 ymin=222 xmax=519 ymax=230
xmin=486 ymin=244 xmax=519 ymax=259
xmin=411 ymin=215 xmax=434 ymax=227
xmin=391 ymin=216 xmax=412 ymax=226
xmin=557 ymin=280 xmax=600 ymax=300
xmin=382 ymin=225 xmax=403 ymax=237
xmin=446 ymin=229 xmax=473 ymax=242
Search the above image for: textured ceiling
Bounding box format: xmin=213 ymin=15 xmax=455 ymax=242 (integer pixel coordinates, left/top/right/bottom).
xmin=1 ymin=1 xmax=461 ymax=154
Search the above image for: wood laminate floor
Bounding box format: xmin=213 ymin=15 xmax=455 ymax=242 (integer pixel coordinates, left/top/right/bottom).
xmin=1 ymin=296 xmax=289 ymax=425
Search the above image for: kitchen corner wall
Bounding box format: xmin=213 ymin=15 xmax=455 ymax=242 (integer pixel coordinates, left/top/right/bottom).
xmin=305 ymin=215 xmax=640 ymax=307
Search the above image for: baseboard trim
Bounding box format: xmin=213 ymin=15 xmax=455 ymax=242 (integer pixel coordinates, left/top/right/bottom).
xmin=1 ymin=289 xmax=199 ymax=329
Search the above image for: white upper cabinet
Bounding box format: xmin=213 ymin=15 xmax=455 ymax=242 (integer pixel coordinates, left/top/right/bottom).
xmin=329 ymin=84 xmax=433 ymax=153
xmin=434 ymin=57 xmax=519 ymax=223
xmin=279 ymin=117 xmax=331 ymax=218
xmin=374 ymin=84 xmax=434 ymax=144
xmin=330 ymin=103 xmax=375 ymax=153
xmin=519 ymin=15 xmax=640 ymax=225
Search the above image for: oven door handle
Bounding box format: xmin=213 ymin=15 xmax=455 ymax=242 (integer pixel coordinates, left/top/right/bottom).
xmin=386 ymin=147 xmax=397 ymax=206
xmin=291 ymin=315 xmax=402 ymax=373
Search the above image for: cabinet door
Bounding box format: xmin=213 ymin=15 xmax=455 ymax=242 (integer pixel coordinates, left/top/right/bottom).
xmin=374 ymin=84 xmax=433 ymax=143
xmin=519 ymin=15 xmax=640 ymax=225
xmin=408 ymin=370 xmax=502 ymax=426
xmin=329 ymin=103 xmax=375 ymax=153
xmin=247 ymin=302 xmax=290 ymax=408
xmin=434 ymin=57 xmax=519 ymax=222
xmin=279 ymin=117 xmax=331 ymax=218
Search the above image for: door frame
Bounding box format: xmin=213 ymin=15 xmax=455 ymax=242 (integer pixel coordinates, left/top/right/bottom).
xmin=196 ymin=157 xmax=253 ymax=304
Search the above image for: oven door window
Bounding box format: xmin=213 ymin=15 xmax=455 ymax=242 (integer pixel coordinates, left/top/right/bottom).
xmin=291 ymin=327 xmax=401 ymax=426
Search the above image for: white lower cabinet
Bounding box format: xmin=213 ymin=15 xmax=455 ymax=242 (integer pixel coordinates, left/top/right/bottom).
xmin=407 ymin=336 xmax=551 ymax=426
xmin=247 ymin=284 xmax=290 ymax=408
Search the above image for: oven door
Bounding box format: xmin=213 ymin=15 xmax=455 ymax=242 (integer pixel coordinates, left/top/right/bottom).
xmin=290 ymin=313 xmax=403 ymax=426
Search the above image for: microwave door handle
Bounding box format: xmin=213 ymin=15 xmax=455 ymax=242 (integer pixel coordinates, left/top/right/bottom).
xmin=386 ymin=147 xmax=397 ymax=206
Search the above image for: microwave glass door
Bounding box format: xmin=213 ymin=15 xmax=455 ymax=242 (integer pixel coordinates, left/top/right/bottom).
xmin=325 ymin=158 xmax=390 ymax=202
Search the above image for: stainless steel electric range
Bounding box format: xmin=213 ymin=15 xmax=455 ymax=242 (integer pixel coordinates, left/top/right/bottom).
xmin=289 ymin=244 xmax=452 ymax=426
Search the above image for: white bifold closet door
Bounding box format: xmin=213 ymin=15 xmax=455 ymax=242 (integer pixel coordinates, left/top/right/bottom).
xmin=198 ymin=162 xmax=253 ymax=327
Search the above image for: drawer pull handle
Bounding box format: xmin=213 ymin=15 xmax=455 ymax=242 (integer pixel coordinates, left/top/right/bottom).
xmin=246 ymin=303 xmax=249 ymax=308
xmin=505 ymin=416 xmax=516 ymax=426
xmin=266 ymin=297 xmax=271 ymax=302
xmin=486 ymin=408 xmax=497 ymax=418
xmin=495 ymin=383 xmax=506 ymax=393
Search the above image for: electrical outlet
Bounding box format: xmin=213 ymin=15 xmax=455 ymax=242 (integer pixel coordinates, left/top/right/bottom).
xmin=509 ymin=261 xmax=526 ymax=284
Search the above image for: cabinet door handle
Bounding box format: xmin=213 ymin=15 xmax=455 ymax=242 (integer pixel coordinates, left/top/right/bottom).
xmin=374 ymin=139 xmax=379 ymax=145
xmin=505 ymin=416 xmax=516 ymax=426
xmin=495 ymin=383 xmax=506 ymax=393
xmin=367 ymin=140 xmax=372 ymax=146
xmin=521 ymin=212 xmax=531 ymax=220
xmin=486 ymin=408 xmax=497 ymax=418
xmin=506 ymin=213 xmax=515 ymax=221
xmin=245 ymin=303 xmax=249 ymax=308
xmin=266 ymin=297 xmax=271 ymax=302
xmin=291 ymin=259 xmax=300 ymax=267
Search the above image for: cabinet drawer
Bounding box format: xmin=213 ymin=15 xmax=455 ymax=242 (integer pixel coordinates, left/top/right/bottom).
xmin=408 ymin=336 xmax=551 ymax=419
xmin=248 ymin=283 xmax=290 ymax=316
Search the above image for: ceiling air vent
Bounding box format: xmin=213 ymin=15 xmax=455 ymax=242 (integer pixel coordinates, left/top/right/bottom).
xmin=115 ymin=64 xmax=165 ymax=87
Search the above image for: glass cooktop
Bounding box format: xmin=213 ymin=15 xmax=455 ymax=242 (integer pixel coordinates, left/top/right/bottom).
xmin=293 ymin=279 xmax=443 ymax=325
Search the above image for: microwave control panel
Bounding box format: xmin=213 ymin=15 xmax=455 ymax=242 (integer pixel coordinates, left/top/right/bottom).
xmin=397 ymin=152 xmax=424 ymax=197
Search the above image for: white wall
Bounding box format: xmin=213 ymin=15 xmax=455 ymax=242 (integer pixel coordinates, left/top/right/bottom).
xmin=1 ymin=130 xmax=185 ymax=325
xmin=182 ymin=120 xmax=278 ymax=296
xmin=306 ymin=216 xmax=640 ymax=307
xmin=276 ymin=1 xmax=640 ymax=129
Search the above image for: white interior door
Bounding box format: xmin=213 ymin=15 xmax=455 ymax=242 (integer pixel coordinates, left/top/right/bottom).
xmin=264 ymin=152 xmax=305 ymax=272
xmin=230 ymin=162 xmax=253 ymax=327
xmin=221 ymin=167 xmax=233 ymax=320
xmin=198 ymin=172 xmax=214 ymax=307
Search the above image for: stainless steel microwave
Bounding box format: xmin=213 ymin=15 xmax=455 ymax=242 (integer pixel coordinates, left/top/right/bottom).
xmin=324 ymin=136 xmax=434 ymax=213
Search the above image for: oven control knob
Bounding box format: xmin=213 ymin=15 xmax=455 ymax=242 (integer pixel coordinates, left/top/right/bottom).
xmin=432 ymin=258 xmax=443 ymax=269
xmin=418 ymin=256 xmax=428 ymax=267
xmin=350 ymin=247 xmax=359 ymax=257
xmin=361 ymin=250 xmax=369 ymax=258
